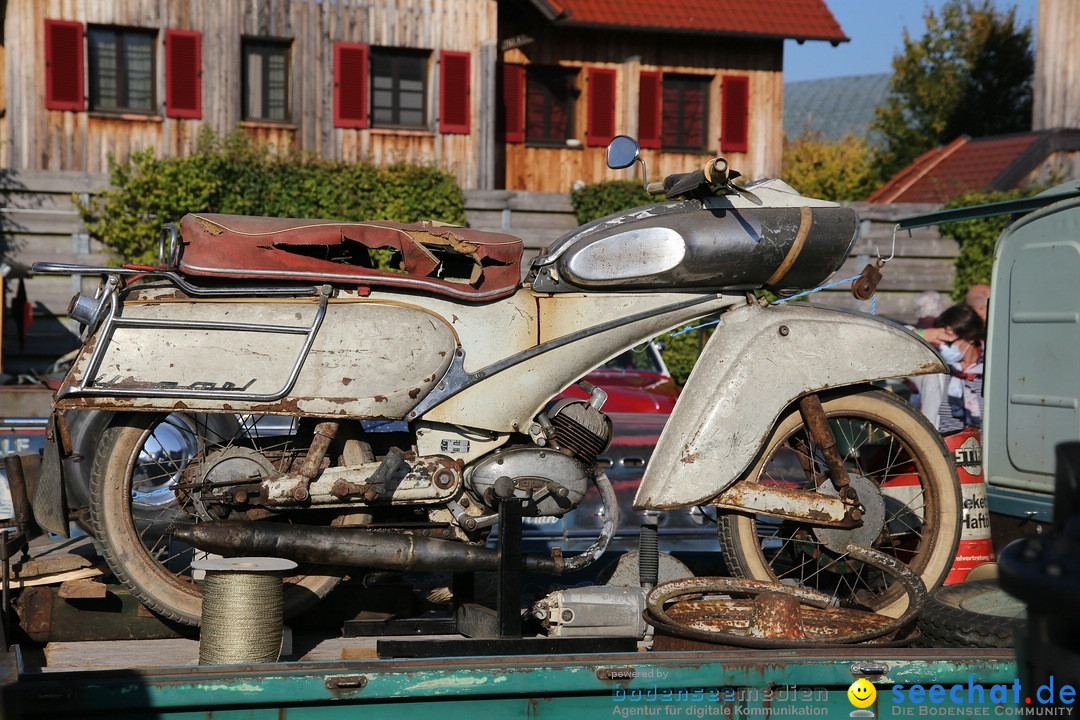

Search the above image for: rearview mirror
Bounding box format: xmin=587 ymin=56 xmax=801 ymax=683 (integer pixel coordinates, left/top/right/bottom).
xmin=606 ymin=135 xmax=640 ymax=170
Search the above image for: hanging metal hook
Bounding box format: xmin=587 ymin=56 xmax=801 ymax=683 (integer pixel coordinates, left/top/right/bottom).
xmin=878 ymin=223 xmax=907 ymax=267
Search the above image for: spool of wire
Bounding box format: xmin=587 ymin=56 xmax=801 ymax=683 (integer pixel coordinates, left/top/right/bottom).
xmin=193 ymin=556 xmax=298 ymax=665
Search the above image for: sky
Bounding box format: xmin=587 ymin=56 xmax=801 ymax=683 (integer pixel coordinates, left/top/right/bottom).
xmin=782 ymin=0 xmax=1039 ymax=83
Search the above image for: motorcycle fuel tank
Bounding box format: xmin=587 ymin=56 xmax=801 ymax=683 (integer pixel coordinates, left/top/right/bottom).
xmin=530 ymin=184 xmax=857 ymax=294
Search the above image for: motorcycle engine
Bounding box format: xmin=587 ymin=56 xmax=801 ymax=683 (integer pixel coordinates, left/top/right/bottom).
xmin=465 ymin=398 xmax=613 ymax=517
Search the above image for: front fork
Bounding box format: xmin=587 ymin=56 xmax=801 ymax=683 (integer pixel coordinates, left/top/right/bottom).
xmin=710 ymin=392 xmax=865 ymax=529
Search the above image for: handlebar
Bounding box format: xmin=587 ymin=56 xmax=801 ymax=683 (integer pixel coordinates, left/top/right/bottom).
xmin=651 ymin=157 xmax=733 ymax=198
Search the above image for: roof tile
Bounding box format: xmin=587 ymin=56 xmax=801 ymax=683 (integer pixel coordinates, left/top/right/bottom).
xmin=870 ymin=133 xmax=1044 ymax=204
xmin=548 ymin=0 xmax=847 ymax=41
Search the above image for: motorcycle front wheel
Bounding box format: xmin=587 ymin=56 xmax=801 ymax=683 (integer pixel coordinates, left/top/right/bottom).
xmin=718 ymin=388 xmax=961 ymax=618
xmin=90 ymin=412 xmax=343 ymax=626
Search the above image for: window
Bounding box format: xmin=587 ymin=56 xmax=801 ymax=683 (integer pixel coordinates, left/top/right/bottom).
xmin=243 ymin=39 xmax=290 ymax=122
xmin=721 ymin=75 xmax=750 ymax=153
xmin=499 ymin=63 xmax=525 ymax=143
xmin=334 ymin=42 xmax=369 ymax=129
xmin=661 ymin=75 xmax=710 ymax=152
xmin=526 ymin=66 xmax=578 ymax=146
xmin=44 ymin=19 xmax=84 ymax=111
xmin=165 ymin=30 xmax=202 ymax=119
xmin=370 ymin=48 xmax=428 ymax=129
xmin=439 ymin=51 xmax=471 ymax=135
xmin=638 ymin=71 xmax=662 ymax=150
xmin=87 ymin=27 xmax=156 ymax=113
xmin=585 ymin=67 xmax=616 ymax=147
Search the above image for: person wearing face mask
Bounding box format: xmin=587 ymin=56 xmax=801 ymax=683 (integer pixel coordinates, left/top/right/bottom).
xmin=914 ymin=304 xmax=985 ymax=434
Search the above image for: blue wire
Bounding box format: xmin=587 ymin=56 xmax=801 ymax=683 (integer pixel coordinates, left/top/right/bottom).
xmin=667 ymin=273 xmax=876 ymax=339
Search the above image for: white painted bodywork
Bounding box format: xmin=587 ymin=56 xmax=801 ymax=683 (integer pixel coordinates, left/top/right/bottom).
xmin=61 ymin=286 xmax=732 ymax=434
xmin=633 ymin=302 xmax=945 ymax=510
xmin=62 ymin=290 xmax=537 ymax=417
xmin=421 ymin=292 xmax=737 ymax=431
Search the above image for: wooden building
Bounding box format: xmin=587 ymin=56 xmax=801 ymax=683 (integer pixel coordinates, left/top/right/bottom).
xmin=0 ymin=0 xmax=846 ymax=193
xmin=499 ymin=0 xmax=847 ymax=192
xmin=1 ymin=0 xmax=500 ymax=190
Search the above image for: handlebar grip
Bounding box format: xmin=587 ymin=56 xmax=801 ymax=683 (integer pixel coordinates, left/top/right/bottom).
xmin=646 ymin=181 xmax=666 ymax=195
xmin=703 ymin=158 xmax=729 ymax=184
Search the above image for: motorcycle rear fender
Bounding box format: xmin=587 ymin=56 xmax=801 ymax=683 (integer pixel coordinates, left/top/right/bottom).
xmin=633 ymin=301 xmax=944 ymax=510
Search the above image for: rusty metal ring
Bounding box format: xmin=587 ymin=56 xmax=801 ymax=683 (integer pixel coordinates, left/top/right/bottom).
xmin=645 ymin=543 xmax=926 ymax=648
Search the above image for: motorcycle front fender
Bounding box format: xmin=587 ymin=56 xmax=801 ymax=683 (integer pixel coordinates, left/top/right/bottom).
xmin=634 ymin=301 xmax=944 ymax=510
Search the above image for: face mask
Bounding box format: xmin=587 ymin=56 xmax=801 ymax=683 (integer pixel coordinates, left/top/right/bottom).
xmin=939 ymin=341 xmax=965 ymax=365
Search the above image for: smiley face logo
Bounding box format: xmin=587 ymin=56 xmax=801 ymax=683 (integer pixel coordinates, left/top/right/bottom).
xmin=848 ymin=679 xmax=877 ymax=709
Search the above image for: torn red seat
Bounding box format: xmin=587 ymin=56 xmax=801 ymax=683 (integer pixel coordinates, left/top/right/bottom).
xmin=175 ymin=213 xmax=524 ymax=301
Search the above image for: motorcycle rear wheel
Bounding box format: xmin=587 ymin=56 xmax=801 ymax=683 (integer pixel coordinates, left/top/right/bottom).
xmin=90 ymin=412 xmax=343 ymax=626
xmin=718 ymin=389 xmax=961 ymax=618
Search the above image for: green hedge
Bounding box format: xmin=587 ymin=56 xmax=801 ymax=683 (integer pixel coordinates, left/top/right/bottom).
xmin=940 ymin=188 xmax=1039 ymax=300
xmin=570 ymin=180 xmax=653 ymax=225
xmin=76 ymin=128 xmax=466 ymax=265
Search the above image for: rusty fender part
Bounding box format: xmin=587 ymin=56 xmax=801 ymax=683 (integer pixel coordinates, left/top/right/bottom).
xmin=710 ymin=480 xmax=857 ymax=528
xmin=634 ymin=301 xmax=945 ymax=510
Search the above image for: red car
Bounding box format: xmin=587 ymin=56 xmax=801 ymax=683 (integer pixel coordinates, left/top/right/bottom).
xmin=556 ymin=342 xmax=679 ymax=413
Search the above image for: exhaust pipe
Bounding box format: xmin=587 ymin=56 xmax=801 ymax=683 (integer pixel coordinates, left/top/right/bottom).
xmin=172 ymin=521 xmax=561 ymax=574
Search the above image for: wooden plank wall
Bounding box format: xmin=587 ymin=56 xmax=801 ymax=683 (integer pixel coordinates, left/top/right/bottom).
xmin=502 ymin=31 xmax=784 ymax=193
xmin=1 ymin=170 xmax=110 ymax=374
xmin=811 ymin=202 xmax=961 ymax=321
xmin=1033 ymin=0 xmax=1080 ymax=131
xmin=1 ymin=0 xmax=497 ymax=190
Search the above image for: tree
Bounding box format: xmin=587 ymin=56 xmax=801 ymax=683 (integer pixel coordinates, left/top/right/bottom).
xmin=873 ymin=0 xmax=1034 ymax=180
xmin=781 ymin=132 xmax=878 ymax=201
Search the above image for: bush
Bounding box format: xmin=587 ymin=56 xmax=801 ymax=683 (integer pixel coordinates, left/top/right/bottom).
xmin=570 ymin=180 xmax=653 ymax=225
xmin=75 ymin=128 xmax=466 ymax=265
xmin=782 ymin=132 xmax=879 ymax=201
xmin=941 ymin=188 xmax=1039 ymax=300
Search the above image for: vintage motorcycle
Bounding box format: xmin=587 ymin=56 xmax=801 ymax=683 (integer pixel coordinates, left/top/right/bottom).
xmin=32 ymin=136 xmax=960 ymax=626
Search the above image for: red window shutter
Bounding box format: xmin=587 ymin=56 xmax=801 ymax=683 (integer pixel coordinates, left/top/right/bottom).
xmin=44 ymin=19 xmax=84 ymax=111
xmin=721 ymin=75 xmax=750 ymax=154
xmin=638 ymin=71 xmax=661 ymax=150
xmin=586 ymin=67 xmax=617 ymax=147
xmin=439 ymin=51 xmax=470 ymax=134
xmin=500 ymin=64 xmax=525 ymax=143
xmin=165 ymin=30 xmax=201 ymax=119
xmin=334 ymin=42 xmax=369 ymax=129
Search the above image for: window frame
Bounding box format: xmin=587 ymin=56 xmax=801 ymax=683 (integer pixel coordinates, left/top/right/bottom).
xmin=660 ymin=73 xmax=711 ymax=154
xmin=524 ymin=65 xmax=579 ymax=148
xmin=369 ymin=47 xmax=430 ymax=131
xmin=86 ymin=25 xmax=158 ymax=115
xmin=241 ymin=37 xmax=292 ymax=123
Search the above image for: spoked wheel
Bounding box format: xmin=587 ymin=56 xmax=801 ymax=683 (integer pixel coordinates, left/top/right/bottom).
xmin=90 ymin=412 xmax=342 ymax=626
xmin=718 ymin=389 xmax=961 ymax=617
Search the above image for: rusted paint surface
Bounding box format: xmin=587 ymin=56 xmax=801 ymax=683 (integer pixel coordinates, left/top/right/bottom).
xmin=747 ymin=592 xmax=806 ymax=639
xmin=20 ymin=587 xmax=54 ymax=643
xmin=711 ymin=480 xmax=854 ymax=527
xmin=647 ymin=544 xmax=927 ymax=648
